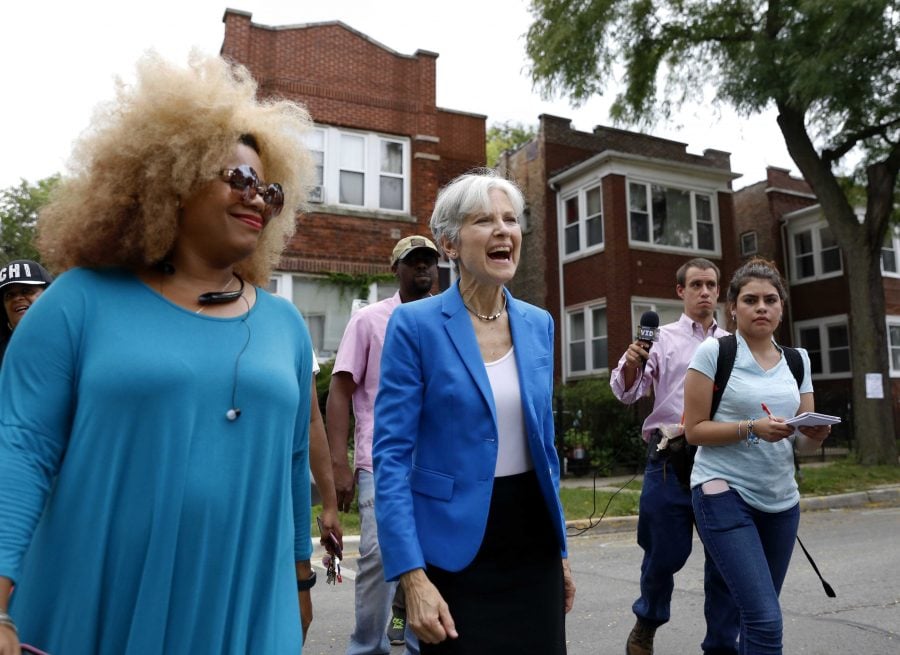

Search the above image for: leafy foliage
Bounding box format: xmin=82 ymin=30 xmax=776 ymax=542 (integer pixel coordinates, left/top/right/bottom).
xmin=486 ymin=121 xmax=537 ymax=167
xmin=323 ymin=272 xmax=395 ymax=300
xmin=555 ymin=376 xmax=645 ymax=475
xmin=0 ymin=175 xmax=59 ymax=266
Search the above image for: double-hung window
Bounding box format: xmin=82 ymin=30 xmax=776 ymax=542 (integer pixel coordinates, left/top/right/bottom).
xmin=561 ymin=184 xmax=603 ymax=257
xmin=794 ymin=316 xmax=851 ymax=378
xmin=789 ymin=222 xmax=842 ymax=282
xmin=567 ymin=304 xmax=608 ymax=377
xmin=302 ymin=126 xmax=410 ymax=213
xmin=628 ymin=181 xmax=716 ymax=253
xmin=882 ymin=225 xmax=900 ymax=277
xmin=888 ymin=316 xmax=900 ymax=375
xmin=630 ymin=299 xmax=684 ymax=336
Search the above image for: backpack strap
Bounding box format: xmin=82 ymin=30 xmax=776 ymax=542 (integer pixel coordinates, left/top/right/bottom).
xmin=781 ymin=345 xmax=804 ymax=390
xmin=711 ymin=335 xmax=804 ymax=419
xmin=711 ymin=334 xmax=737 ymax=418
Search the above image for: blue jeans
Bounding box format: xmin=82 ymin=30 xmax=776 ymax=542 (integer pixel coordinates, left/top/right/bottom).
xmin=348 ymin=470 xmax=419 ymax=655
xmin=692 ymin=486 xmax=800 ymax=655
xmin=633 ymin=451 xmax=739 ymax=654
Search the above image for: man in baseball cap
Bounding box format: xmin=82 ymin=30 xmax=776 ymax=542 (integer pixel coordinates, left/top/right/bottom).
xmin=390 ymin=235 xmax=439 ymax=266
xmin=327 ymin=234 xmax=439 ymax=654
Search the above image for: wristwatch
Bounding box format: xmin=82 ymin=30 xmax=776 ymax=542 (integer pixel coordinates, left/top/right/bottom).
xmin=297 ymin=570 xmax=317 ymax=591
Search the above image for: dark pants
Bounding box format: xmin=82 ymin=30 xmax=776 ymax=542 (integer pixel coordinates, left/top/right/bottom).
xmin=633 ymin=436 xmax=740 ymax=654
xmin=693 ymin=487 xmax=799 ymax=655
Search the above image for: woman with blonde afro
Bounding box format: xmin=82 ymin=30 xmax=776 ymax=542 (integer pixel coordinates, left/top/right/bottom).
xmin=0 ymin=52 xmax=318 ymax=654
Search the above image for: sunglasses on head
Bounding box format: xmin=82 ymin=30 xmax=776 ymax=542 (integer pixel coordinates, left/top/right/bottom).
xmin=219 ymin=165 xmax=284 ymax=219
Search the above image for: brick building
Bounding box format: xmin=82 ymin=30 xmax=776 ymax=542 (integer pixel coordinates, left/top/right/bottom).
xmin=734 ymin=166 xmax=900 ymax=429
xmin=499 ymin=114 xmax=740 ymax=381
xmin=221 ymin=9 xmax=485 ymax=358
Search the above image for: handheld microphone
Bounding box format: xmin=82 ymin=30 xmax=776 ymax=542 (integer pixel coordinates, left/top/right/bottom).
xmin=636 ymin=311 xmax=660 ymax=367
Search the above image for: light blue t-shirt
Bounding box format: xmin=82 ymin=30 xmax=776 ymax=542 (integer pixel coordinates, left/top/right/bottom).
xmin=688 ymin=332 xmax=813 ymax=512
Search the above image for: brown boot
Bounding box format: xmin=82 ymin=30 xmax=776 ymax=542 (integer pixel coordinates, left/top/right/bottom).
xmin=626 ymin=619 xmax=657 ymax=655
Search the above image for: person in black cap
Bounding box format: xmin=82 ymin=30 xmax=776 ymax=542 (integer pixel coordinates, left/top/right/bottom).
xmin=0 ymin=259 xmax=53 ymax=366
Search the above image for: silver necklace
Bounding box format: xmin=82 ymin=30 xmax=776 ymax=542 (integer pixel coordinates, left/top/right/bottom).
xmin=465 ymin=295 xmax=507 ymax=321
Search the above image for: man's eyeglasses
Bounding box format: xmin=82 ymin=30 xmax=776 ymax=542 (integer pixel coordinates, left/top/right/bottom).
xmin=219 ymin=165 xmax=284 ymax=219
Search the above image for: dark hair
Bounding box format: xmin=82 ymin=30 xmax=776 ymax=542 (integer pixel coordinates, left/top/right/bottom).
xmin=726 ymin=257 xmax=788 ymax=305
xmin=238 ymin=133 xmax=260 ymax=154
xmin=676 ymin=257 xmax=720 ymax=286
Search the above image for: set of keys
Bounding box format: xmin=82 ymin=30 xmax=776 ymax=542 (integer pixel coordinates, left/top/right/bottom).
xmin=323 ymin=551 xmax=342 ymax=585
xmin=317 ymin=515 xmax=343 ymax=585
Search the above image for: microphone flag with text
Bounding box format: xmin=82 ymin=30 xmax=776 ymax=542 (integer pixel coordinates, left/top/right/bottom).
xmin=637 ymin=310 xmax=660 ymax=346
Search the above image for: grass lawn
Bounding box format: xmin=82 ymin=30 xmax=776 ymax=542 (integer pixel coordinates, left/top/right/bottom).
xmin=795 ymin=459 xmax=900 ymax=495
xmin=311 ymin=460 xmax=900 ymax=534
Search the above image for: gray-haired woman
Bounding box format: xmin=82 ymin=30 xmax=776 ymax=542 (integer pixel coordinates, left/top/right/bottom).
xmin=373 ymin=170 xmax=575 ymax=654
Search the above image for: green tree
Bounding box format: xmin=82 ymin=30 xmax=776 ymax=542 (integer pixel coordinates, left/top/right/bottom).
xmin=0 ymin=175 xmax=59 ymax=266
xmin=526 ymin=0 xmax=899 ymax=465
xmin=486 ymin=121 xmax=537 ymax=167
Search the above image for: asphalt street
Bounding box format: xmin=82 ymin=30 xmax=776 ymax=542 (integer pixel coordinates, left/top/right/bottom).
xmin=302 ymin=498 xmax=899 ymax=654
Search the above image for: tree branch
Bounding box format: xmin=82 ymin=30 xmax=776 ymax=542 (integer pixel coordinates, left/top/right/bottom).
xmin=822 ymin=117 xmax=900 ymax=163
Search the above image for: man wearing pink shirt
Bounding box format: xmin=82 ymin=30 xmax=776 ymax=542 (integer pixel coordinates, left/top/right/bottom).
xmin=611 ymin=258 xmax=738 ymax=655
xmin=327 ymin=235 xmax=439 ymax=655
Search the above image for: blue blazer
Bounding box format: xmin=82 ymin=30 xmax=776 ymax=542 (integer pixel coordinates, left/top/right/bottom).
xmin=373 ymin=283 xmax=567 ymax=581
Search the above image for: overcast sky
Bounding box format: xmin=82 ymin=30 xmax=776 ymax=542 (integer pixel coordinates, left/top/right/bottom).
xmin=1 ymin=0 xmax=799 ymax=191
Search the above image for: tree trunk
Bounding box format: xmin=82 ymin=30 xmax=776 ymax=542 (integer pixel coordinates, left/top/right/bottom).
xmin=842 ymin=236 xmax=897 ymax=464
xmin=777 ymin=107 xmax=898 ymax=465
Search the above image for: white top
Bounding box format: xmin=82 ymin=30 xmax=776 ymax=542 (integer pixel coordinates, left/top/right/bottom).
xmin=485 ymin=347 xmax=533 ymax=477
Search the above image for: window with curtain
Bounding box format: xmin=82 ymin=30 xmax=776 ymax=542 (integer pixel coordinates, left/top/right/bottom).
xmin=628 ymin=181 xmax=717 ymax=253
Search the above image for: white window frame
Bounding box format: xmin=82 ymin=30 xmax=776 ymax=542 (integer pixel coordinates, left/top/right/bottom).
xmin=626 ymin=179 xmax=719 ymax=255
xmin=887 ymin=315 xmax=900 ymax=377
xmin=740 ymin=230 xmax=758 ymax=257
xmin=267 ymin=273 xmax=293 ymax=300
xmin=629 ymin=298 xmax=685 ymax=337
xmin=559 ymin=183 xmax=604 ymax=259
xmin=793 ymin=315 xmax=852 ymax=380
xmin=305 ymin=127 xmax=326 ymax=203
xmin=565 ymin=302 xmax=608 ymax=379
xmin=787 ymin=219 xmax=843 ymax=284
xmin=304 ymin=124 xmax=411 ymax=213
xmin=881 ymin=225 xmax=900 ymax=278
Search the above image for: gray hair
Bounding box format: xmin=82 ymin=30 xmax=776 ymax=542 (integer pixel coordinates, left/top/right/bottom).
xmin=429 ymin=169 xmax=525 ymax=258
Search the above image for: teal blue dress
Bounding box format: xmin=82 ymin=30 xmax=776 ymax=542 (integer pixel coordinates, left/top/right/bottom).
xmin=0 ymin=268 xmax=313 ymax=654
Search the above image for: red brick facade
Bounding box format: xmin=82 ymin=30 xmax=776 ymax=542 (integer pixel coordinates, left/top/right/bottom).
xmin=221 ymin=10 xmax=485 ymax=277
xmin=500 ymin=114 xmax=740 ymax=379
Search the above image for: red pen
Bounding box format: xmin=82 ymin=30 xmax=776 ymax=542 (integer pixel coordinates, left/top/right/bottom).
xmin=761 ymin=403 xmax=773 ymax=418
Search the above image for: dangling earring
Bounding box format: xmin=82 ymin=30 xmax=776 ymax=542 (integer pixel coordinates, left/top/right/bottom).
xmin=731 ymin=313 xmax=736 ymax=321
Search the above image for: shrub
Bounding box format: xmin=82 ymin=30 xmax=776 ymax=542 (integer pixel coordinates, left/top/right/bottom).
xmin=555 ymin=375 xmax=644 ymax=475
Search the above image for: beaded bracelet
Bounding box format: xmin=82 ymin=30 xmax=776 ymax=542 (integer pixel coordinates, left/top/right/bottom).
xmin=0 ymin=611 xmax=17 ymax=636
xmin=746 ymin=418 xmax=760 ymax=445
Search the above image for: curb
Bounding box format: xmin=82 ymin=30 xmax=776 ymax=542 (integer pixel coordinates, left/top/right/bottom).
xmin=565 ymin=485 xmax=900 ymax=535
